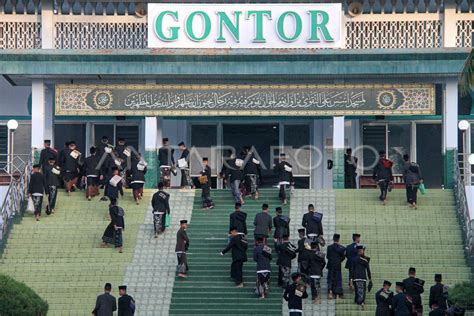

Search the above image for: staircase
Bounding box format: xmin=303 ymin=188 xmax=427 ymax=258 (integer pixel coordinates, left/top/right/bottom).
xmin=0 ymin=190 xmax=150 ymax=315
xmin=335 ymin=189 xmax=472 ymax=315
xmin=169 ymin=189 xmax=290 ymax=316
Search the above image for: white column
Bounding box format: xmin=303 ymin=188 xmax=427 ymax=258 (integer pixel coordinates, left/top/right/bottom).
xmin=31 ymin=80 xmax=46 ymax=150
xmin=443 ymin=1 xmax=457 ymax=48
xmin=333 ymin=116 xmax=345 ymax=149
xmin=443 ymin=79 xmax=458 ymax=152
xmin=44 ymin=85 xmax=54 ymax=142
xmin=41 ymin=0 xmax=54 ymax=49
xmin=145 ymin=117 xmax=158 ymax=151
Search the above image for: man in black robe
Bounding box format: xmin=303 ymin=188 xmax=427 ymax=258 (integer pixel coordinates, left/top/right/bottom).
xmin=83 ymin=146 xmax=101 ymax=200
xmin=344 ymin=148 xmax=358 ymax=189
xmin=276 ymin=235 xmax=297 ymax=289
xmin=283 ymin=272 xmax=308 ymax=316
xmin=350 ymin=245 xmax=372 ymax=310
xmin=372 ymin=150 xmax=394 ymax=205
xmin=403 ymin=154 xmax=423 ymax=209
xmin=296 ymin=229 xmax=308 ymax=279
xmin=115 ymin=138 xmax=128 ymax=170
xmin=101 ymin=198 xmax=125 ymax=253
xmin=118 ymin=285 xmax=135 ymax=316
xmin=105 ymin=167 xmax=123 ymax=201
xmin=253 ymin=203 xmax=272 ymax=245
xmin=225 ymin=152 xmax=245 ymax=204
xmin=392 ymin=282 xmax=410 ymax=316
xmin=60 ymin=141 xmax=81 ymax=194
xmin=229 ymin=202 xmax=247 ymax=236
xmin=151 ymin=182 xmax=171 ymax=237
xmin=29 ymin=164 xmax=47 ymax=221
xmin=273 ymin=153 xmax=293 ymax=205
xmin=177 ymin=141 xmax=192 ymax=189
xmin=242 ymin=146 xmax=261 ymax=200
xmin=97 ymin=136 xmax=110 ymax=159
xmin=326 ymin=233 xmax=346 ymax=299
xmin=130 ymin=153 xmax=147 ymax=205
xmin=307 ymin=241 xmax=326 ymax=303
xmin=220 ymin=227 xmax=248 ymax=287
xmin=376 ymin=280 xmax=394 ymax=316
xmin=273 ymin=207 xmax=290 ymax=247
xmin=200 ymin=157 xmax=214 ymax=209
xmin=158 ymin=137 xmax=175 ymax=189
xmin=176 ymin=220 xmax=190 ymax=278
xmin=301 ymin=204 xmax=323 ymax=240
xmin=44 ymin=157 xmax=61 ymax=215
xmin=39 ymin=139 xmax=57 ymax=174
xmin=429 ymin=274 xmax=448 ymax=312
xmin=403 ymin=267 xmax=424 ymax=315
xmin=253 ymin=236 xmax=272 ymax=299
xmin=345 ymin=233 xmax=361 ymax=288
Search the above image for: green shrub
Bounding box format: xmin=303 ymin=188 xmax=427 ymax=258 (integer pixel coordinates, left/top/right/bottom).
xmin=449 ymin=281 xmax=474 ymax=310
xmin=0 ymin=274 xmax=48 ymax=316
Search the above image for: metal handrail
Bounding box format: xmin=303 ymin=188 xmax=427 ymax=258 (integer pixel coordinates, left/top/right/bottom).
xmin=0 ymin=153 xmax=33 ymax=244
xmin=453 ymin=151 xmax=474 ymax=259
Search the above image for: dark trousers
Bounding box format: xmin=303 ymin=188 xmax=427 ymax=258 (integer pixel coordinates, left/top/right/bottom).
xmin=32 ymin=195 xmax=43 ymax=216
xmin=327 ymin=269 xmax=343 ymax=295
xmin=289 ymin=312 xmax=302 ymax=316
xmin=160 ymin=166 xmax=171 ymax=188
xmin=47 ymin=185 xmax=58 ymax=210
xmin=310 ymin=276 xmax=321 ymax=300
xmin=279 ymin=184 xmax=286 ymax=202
xmin=231 ymin=260 xmax=243 ymax=284
xmin=406 ymin=185 xmax=418 ymax=204
xmin=180 ymin=169 xmax=192 ymax=187
xmin=345 ymin=173 xmax=357 ymax=188
xmin=378 ymin=180 xmax=389 ymax=201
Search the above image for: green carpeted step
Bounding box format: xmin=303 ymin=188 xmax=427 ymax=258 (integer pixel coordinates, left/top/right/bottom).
xmin=169 ymin=189 xmax=289 ymax=315
xmin=0 ymin=189 xmax=150 ymax=315
xmin=334 ymin=189 xmax=473 ymax=316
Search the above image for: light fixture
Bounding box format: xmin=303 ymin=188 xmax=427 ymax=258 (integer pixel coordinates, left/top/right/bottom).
xmin=458 ymin=120 xmax=470 ymax=131
xmin=468 ymin=154 xmax=474 ymax=165
xmin=7 ymin=119 xmax=18 ymax=131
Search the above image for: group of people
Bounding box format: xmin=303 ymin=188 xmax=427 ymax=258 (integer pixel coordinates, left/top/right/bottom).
xmin=92 ymin=283 xmax=135 ymax=316
xmin=345 ymin=148 xmax=424 ymax=208
xmin=29 ymin=137 xmax=149 ymax=221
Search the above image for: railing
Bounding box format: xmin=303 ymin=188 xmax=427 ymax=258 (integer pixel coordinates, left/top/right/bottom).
xmin=453 ymin=151 xmax=474 ymax=260
xmin=0 ymin=154 xmax=32 ymax=245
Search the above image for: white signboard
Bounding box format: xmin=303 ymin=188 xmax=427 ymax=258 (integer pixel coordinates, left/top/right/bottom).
xmin=148 ymin=3 xmax=342 ymax=49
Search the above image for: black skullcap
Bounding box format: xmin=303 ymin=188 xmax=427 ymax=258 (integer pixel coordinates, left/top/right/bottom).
xmin=379 ymin=150 xmax=386 ymax=155
xmin=333 ymin=234 xmax=340 ymax=241
xmin=383 ymin=280 xmax=392 ymax=287
xmin=178 ymin=141 xmax=185 ymax=146
xmin=235 ymin=202 xmax=241 ymax=208
xmin=69 ymin=141 xmax=76 ymax=145
xmin=298 ymin=228 xmax=305 ymax=234
xmin=262 ymin=203 xmax=269 ymax=209
xmin=33 ymin=164 xmax=40 ymax=169
xmin=162 ymin=138 xmax=169 ymax=142
xmin=256 ymin=236 xmax=264 ymax=242
xmin=280 ymin=153 xmax=286 ymax=157
xmin=111 ymin=166 xmax=118 ymax=171
xmin=158 ymin=182 xmax=164 ymax=189
xmin=409 ymin=267 xmax=416 ymax=274
xmin=275 ymin=207 xmax=282 ymax=213
xmin=396 ymin=282 xmax=404 ymax=288
xmin=356 ymin=245 xmax=364 ymax=250
xmin=118 ymin=285 xmax=127 ymax=290
xmin=118 ymin=137 xmax=125 ymax=142
xmin=202 ymin=157 xmax=208 ymax=161
xmin=282 ymin=234 xmax=289 ymax=239
xmin=101 ymin=136 xmax=108 ymax=140
xmin=352 ymin=233 xmax=361 ymax=240
xmin=291 ymin=272 xmax=301 ymax=281
xmin=435 ymin=274 xmax=442 ymax=282
xmin=90 ymin=146 xmax=96 ymax=154
xmin=48 ymin=156 xmax=56 ymax=161
xmin=308 ymin=204 xmax=314 ymax=210
xmin=44 ymin=139 xmax=51 ymax=144
xmin=104 ymin=283 xmax=112 ymax=290
xmin=180 ymin=220 xmax=188 ymax=224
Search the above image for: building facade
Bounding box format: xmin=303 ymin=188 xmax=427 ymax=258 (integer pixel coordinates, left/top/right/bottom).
xmin=0 ymin=0 xmax=472 ymax=189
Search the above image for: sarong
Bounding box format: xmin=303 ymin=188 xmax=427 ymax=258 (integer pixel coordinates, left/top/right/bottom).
xmin=353 ymin=280 xmax=367 ymax=305
xmin=176 ymin=252 xmax=189 ymax=274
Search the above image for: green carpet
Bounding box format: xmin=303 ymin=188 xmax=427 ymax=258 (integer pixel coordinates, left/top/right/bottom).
xmin=169 ymin=189 xmax=289 ymax=316
xmin=0 ymin=189 xmax=150 ymax=315
xmin=335 ymin=189 xmax=473 ymax=316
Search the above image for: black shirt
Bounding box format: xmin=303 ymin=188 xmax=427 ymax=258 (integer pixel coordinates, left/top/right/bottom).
xmin=29 ymin=172 xmax=47 ymax=194
xmin=276 ymin=241 xmax=297 ymax=267
xmin=307 ymin=249 xmax=326 ymax=276
xmin=273 ymin=215 xmax=290 ymax=239
xmin=429 ymin=283 xmax=447 ymax=310
xmin=274 ymin=161 xmax=292 ymax=182
xmin=225 ymin=158 xmax=244 ymax=181
xmin=350 ymin=255 xmax=371 ymax=281
xmin=403 ymin=276 xmax=424 ymax=307
xmin=229 ymin=211 xmax=247 ymax=235
xmin=221 ymin=234 xmax=248 ymax=262
xmin=326 ymin=243 xmax=346 ymax=271
xmin=39 ymin=147 xmax=58 ymax=172
xmin=283 ymin=282 xmax=308 ymax=311
xmin=44 ymin=165 xmax=61 ymax=187
xmin=83 ymin=154 xmax=101 ymax=177
xmin=375 ymin=288 xmax=393 ymax=316
xmin=158 ymin=145 xmax=175 ymax=166
xmin=301 ymin=211 xmax=323 ymax=236
xmin=151 ymin=190 xmax=170 ymax=214
xmin=118 ymin=294 xmax=135 ymax=316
